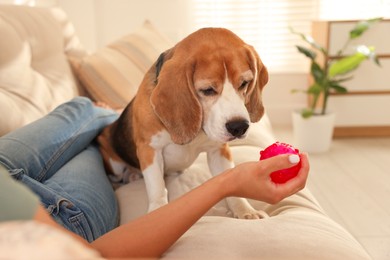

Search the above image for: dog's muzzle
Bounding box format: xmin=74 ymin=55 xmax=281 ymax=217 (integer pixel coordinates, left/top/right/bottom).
xmin=225 ymin=119 xmax=249 ymax=138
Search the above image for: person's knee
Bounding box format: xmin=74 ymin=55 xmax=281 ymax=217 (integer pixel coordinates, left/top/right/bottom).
xmin=69 ymin=97 xmax=94 ymax=111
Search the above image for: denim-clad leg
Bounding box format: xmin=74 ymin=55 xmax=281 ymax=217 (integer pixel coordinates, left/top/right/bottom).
xmin=0 ymin=97 xmax=119 ymax=241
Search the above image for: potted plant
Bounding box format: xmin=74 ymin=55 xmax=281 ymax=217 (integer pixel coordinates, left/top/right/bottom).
xmin=290 ymin=18 xmax=382 ymax=153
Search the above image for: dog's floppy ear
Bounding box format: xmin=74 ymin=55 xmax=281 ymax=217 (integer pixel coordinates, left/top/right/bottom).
xmin=245 ymin=45 xmax=269 ymax=123
xmin=150 ymin=48 xmax=202 ymax=145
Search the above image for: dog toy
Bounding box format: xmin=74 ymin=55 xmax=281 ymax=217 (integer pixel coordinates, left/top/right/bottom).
xmin=259 ymin=142 xmax=301 ymax=184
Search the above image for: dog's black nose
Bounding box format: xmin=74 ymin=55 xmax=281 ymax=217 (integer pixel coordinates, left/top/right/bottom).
xmin=226 ymin=120 xmax=249 ymax=138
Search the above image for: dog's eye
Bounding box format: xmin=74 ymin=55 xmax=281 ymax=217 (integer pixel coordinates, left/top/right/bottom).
xmin=239 ymin=80 xmax=249 ymax=90
xmin=201 ymin=87 xmax=217 ymax=96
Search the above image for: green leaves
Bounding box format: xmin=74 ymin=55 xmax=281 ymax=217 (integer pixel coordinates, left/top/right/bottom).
xmin=311 ymin=62 xmax=325 ymax=83
xmin=307 ymin=83 xmax=322 ymax=95
xmin=296 ymin=45 xmax=317 ymax=60
xmin=290 ymin=27 xmax=327 ymax=55
xmin=349 ymin=17 xmax=383 ymax=39
xmin=290 ymin=18 xmax=382 ymax=117
xmin=329 ymin=82 xmax=348 ymax=94
xmin=328 ymin=46 xmax=377 ymax=77
xmin=301 ymin=108 xmax=314 ymax=118
xmin=328 ymin=52 xmax=366 ymax=77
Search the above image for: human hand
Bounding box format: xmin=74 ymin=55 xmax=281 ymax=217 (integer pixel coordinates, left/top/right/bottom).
xmin=222 ymin=153 xmax=309 ymax=204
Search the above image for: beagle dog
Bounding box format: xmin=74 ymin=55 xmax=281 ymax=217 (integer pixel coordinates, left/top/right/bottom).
xmin=98 ymin=28 xmax=269 ymax=219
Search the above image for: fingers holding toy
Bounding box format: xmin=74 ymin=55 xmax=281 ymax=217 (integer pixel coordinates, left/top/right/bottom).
xmin=257 ymin=142 xmax=310 ymax=203
xmin=254 ymin=152 xmax=309 ymax=204
xmin=222 ymin=142 xmax=310 ymax=205
xmin=264 ymin=152 xmax=310 ymax=203
xmin=260 ymin=142 xmax=302 ymax=184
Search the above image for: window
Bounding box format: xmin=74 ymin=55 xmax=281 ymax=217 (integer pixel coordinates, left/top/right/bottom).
xmin=318 ymin=0 xmax=390 ymax=20
xmin=191 ymin=0 xmax=390 ymax=73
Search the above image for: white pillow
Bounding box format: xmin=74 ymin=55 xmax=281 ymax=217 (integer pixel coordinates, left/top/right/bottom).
xmin=0 ymin=6 xmax=81 ymax=136
xmin=0 ymin=221 xmax=102 ymax=259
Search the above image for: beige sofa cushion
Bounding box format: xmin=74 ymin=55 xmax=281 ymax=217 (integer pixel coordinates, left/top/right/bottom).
xmin=116 ymin=119 xmax=371 ymax=259
xmin=0 ymin=5 xmax=83 ymax=136
xmin=72 ymin=20 xmax=173 ymax=109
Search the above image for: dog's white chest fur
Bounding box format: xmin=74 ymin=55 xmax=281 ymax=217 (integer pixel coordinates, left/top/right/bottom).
xmin=152 ymin=130 xmax=221 ymax=174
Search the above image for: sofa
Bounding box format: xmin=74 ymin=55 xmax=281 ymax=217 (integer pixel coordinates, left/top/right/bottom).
xmin=0 ymin=4 xmax=372 ymax=259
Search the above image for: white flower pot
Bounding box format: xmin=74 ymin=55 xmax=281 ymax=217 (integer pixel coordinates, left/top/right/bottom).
xmin=292 ymin=111 xmax=336 ymax=153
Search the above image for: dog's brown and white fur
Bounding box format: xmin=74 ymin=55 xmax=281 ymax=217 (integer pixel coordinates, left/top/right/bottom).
xmin=98 ymin=28 xmax=269 ymax=219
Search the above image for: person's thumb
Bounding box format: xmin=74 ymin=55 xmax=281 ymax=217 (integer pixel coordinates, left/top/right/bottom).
xmin=260 ymin=153 xmax=301 ymax=174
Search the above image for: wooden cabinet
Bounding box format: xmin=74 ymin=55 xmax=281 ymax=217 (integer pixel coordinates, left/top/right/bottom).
xmin=311 ymin=20 xmax=390 ymax=137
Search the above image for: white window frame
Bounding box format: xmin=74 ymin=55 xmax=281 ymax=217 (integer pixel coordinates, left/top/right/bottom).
xmin=191 ymin=0 xmax=390 ymax=73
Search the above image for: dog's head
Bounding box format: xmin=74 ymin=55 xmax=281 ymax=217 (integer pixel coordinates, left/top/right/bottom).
xmin=150 ymin=28 xmax=269 ymax=145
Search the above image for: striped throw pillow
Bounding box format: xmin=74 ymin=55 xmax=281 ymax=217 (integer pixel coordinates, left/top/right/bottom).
xmin=73 ymin=20 xmax=173 ymax=109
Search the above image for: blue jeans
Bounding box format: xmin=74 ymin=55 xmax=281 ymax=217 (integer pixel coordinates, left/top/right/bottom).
xmin=0 ymin=97 xmax=119 ymax=242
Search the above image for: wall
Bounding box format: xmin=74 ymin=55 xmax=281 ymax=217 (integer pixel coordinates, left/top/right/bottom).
xmin=58 ymin=0 xmax=97 ymax=50
xmin=263 ymin=73 xmax=308 ymax=126
xmin=58 ymin=0 xmax=307 ymax=127
xmin=58 ymin=0 xmax=193 ymax=50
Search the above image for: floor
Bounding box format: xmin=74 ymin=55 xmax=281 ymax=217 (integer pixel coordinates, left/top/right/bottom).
xmin=273 ymin=126 xmax=390 ymax=260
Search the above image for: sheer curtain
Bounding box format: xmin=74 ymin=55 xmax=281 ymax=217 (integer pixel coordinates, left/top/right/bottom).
xmin=0 ymin=0 xmax=57 ymax=6
xmin=318 ymin=0 xmax=390 ymax=20
xmin=191 ymin=0 xmax=390 ymax=73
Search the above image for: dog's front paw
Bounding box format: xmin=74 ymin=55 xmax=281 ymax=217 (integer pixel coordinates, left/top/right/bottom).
xmin=227 ymin=197 xmax=269 ymax=219
xmin=234 ymin=209 xmax=269 ymax=219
